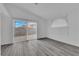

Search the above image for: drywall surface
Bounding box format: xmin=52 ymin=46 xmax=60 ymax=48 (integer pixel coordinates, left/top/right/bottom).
xmin=1 ymin=14 xmax=13 ymax=45
xmin=67 ymin=9 xmax=79 ymax=47
xmin=0 ymin=3 xmax=13 ymax=45
xmin=0 ymin=5 xmax=2 ymax=45
xmin=0 ymin=5 xmax=2 ymax=55
xmin=47 ymin=8 xmax=79 ymax=47
xmin=0 ymin=14 xmax=1 ymax=43
xmin=48 ymin=27 xmax=69 ymax=43
xmin=0 ymin=13 xmax=1 ymax=55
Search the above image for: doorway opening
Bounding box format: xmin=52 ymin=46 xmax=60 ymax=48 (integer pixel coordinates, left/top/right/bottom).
xmin=13 ymin=20 xmax=37 ymax=43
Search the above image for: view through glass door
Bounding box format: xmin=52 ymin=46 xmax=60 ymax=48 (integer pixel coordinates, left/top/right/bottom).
xmin=13 ymin=20 xmax=37 ymax=43
xmin=27 ymin=22 xmax=37 ymax=40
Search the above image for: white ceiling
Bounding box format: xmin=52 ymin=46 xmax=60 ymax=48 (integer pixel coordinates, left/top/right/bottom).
xmin=3 ymin=3 xmax=79 ymax=20
xmin=0 ymin=4 xmax=10 ymax=17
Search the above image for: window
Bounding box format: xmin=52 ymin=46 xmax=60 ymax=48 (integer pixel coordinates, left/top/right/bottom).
xmin=15 ymin=20 xmax=27 ymax=28
xmin=51 ymin=19 xmax=68 ymax=28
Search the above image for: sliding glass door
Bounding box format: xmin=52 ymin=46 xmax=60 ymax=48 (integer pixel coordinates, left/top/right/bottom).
xmin=27 ymin=22 xmax=37 ymax=40
xmin=13 ymin=20 xmax=37 ymax=43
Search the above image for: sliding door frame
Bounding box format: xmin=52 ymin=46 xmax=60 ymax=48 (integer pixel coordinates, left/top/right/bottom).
xmin=13 ymin=19 xmax=37 ymax=43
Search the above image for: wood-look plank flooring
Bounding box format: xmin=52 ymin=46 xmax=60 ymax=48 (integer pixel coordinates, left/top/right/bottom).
xmin=1 ymin=39 xmax=79 ymax=56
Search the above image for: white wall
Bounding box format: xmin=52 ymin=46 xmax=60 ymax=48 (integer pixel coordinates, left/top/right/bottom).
xmin=0 ymin=12 xmax=1 ymax=44
xmin=47 ymin=7 xmax=79 ymax=47
xmin=68 ymin=9 xmax=79 ymax=47
xmin=0 ymin=13 xmax=1 ymax=55
xmin=0 ymin=4 xmax=13 ymax=45
xmin=1 ymin=14 xmax=13 ymax=45
xmin=0 ymin=7 xmax=2 ymax=55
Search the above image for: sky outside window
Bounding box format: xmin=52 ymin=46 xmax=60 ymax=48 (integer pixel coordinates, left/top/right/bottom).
xmin=15 ymin=20 xmax=27 ymax=27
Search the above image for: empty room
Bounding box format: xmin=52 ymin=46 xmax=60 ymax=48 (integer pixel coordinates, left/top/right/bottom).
xmin=0 ymin=3 xmax=79 ymax=56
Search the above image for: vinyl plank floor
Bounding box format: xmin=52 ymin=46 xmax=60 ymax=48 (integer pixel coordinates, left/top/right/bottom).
xmin=1 ymin=39 xmax=79 ymax=56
